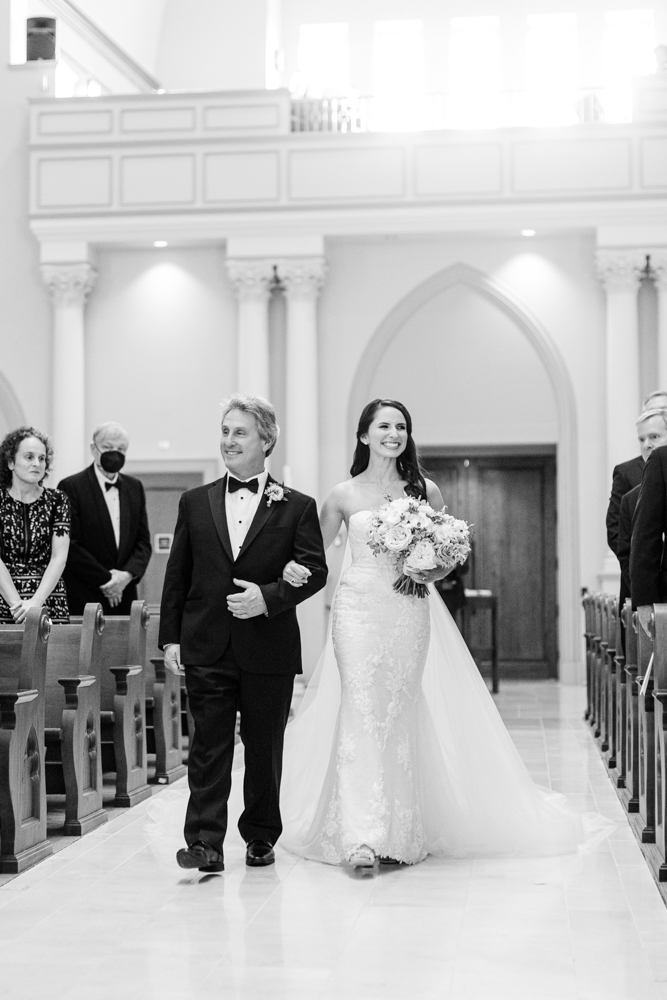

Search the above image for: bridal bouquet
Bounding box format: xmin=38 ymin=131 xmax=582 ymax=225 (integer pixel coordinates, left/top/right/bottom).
xmin=367 ymin=497 xmax=471 ymax=599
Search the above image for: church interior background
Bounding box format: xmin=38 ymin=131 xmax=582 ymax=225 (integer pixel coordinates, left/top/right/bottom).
xmin=3 ymin=2 xmax=667 ymax=996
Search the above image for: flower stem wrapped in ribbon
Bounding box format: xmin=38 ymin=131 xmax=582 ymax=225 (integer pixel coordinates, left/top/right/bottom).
xmin=367 ymin=497 xmax=471 ymax=598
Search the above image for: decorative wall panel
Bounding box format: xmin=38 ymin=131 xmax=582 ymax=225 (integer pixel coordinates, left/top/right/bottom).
xmin=513 ymin=139 xmax=631 ymax=192
xmin=204 ymin=152 xmax=279 ymax=203
xmin=38 ymin=157 xmax=112 ymax=208
xmin=203 ymin=105 xmax=280 ymax=131
xmin=120 ymin=155 xmax=195 ymax=205
xmin=289 ymin=147 xmax=405 ymax=200
xmin=120 ymin=109 xmax=196 ymax=133
xmin=37 ymin=111 xmax=112 ymax=136
xmin=415 ymin=143 xmax=502 ymax=196
xmin=640 ymin=138 xmax=667 ymax=189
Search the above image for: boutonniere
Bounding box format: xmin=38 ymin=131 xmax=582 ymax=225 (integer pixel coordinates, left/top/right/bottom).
xmin=265 ymin=482 xmax=290 ymax=506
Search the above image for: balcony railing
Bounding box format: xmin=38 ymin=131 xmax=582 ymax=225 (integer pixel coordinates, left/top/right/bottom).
xmin=291 ymin=87 xmax=633 ymax=134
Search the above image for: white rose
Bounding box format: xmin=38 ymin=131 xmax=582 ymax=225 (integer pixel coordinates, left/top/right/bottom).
xmin=406 ymin=509 xmax=430 ymax=529
xmin=383 ymin=508 xmax=403 ymax=526
xmin=383 ymin=524 xmax=413 ymax=551
xmin=403 ymin=540 xmax=438 ymax=572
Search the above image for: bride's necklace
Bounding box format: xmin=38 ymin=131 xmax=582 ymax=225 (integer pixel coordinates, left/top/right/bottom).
xmin=360 ymin=478 xmax=404 ymax=502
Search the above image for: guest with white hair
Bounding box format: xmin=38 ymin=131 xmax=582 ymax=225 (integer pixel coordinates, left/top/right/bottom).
xmin=58 ymin=421 xmax=151 ymax=615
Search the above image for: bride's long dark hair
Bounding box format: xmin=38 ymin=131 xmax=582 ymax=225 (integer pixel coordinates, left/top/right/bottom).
xmin=350 ymin=399 xmax=427 ymax=500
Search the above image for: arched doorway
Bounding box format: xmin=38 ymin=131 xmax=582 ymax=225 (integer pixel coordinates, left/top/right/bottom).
xmin=348 ymin=262 xmax=581 ymax=684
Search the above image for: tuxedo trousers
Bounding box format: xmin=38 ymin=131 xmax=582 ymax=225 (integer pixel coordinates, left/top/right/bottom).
xmin=183 ymin=642 xmax=295 ymax=853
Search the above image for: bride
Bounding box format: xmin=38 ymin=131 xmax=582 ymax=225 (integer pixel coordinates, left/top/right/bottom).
xmin=278 ymin=398 xmax=610 ymax=870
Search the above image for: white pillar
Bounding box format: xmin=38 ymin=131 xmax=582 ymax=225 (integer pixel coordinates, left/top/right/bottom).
xmin=595 ymin=249 xmax=645 ymax=472
xmin=225 ymin=259 xmax=274 ymax=399
xmin=276 ymin=257 xmax=327 ymax=501
xmin=40 ymin=262 xmax=97 ymax=483
xmin=651 ymin=250 xmax=667 ymax=393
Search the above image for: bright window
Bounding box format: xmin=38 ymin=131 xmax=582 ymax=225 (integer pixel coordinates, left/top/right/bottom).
xmin=524 ymin=13 xmax=578 ymax=125
xmin=603 ymin=9 xmax=656 ymax=121
xmin=448 ymin=16 xmax=501 ymax=128
xmin=296 ymin=23 xmax=350 ymax=97
xmin=371 ymin=20 xmax=425 ymax=130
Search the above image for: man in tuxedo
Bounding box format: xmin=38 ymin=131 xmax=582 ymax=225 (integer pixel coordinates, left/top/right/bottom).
xmin=159 ymin=395 xmax=327 ymax=873
xmin=606 ymin=391 xmax=667 ymax=558
xmin=630 ymin=410 xmax=667 ymax=628
xmin=58 ymin=422 xmax=152 ymax=615
xmin=616 ymin=410 xmax=667 ymax=612
xmin=607 ymin=389 xmax=667 ymax=557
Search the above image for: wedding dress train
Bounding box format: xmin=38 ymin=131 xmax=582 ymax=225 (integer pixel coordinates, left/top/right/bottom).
xmin=279 ymin=511 xmax=611 ymax=863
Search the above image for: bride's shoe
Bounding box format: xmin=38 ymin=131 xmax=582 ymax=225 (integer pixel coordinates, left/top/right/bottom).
xmin=347 ymin=845 xmax=377 ymax=872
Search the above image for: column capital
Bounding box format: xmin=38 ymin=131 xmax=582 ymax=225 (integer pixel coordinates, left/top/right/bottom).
xmin=225 ymin=258 xmax=274 ymax=300
xmin=650 ymin=249 xmax=667 ymax=291
xmin=595 ymin=249 xmax=646 ymax=292
xmin=276 ymin=257 xmax=327 ymax=300
xmin=40 ymin=262 xmax=97 ymax=306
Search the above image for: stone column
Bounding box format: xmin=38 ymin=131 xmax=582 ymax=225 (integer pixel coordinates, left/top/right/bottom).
xmin=595 ymin=249 xmax=645 ymax=471
xmin=225 ymin=259 xmax=275 ymax=400
xmin=651 ymin=250 xmax=667 ymax=393
xmin=40 ymin=262 xmax=97 ymax=482
xmin=276 ymin=257 xmax=327 ymax=500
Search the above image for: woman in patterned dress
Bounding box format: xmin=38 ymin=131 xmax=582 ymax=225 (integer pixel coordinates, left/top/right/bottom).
xmin=0 ymin=427 xmax=70 ymax=624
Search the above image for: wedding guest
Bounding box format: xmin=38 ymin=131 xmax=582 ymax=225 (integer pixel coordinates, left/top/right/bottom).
xmin=0 ymin=426 xmax=70 ymax=624
xmin=617 ymin=410 xmax=667 ymax=610
xmin=58 ymin=422 xmax=151 ymax=615
xmin=606 ymin=390 xmax=667 ymax=559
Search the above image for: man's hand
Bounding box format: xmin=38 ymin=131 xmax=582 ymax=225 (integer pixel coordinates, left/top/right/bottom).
xmin=283 ymin=560 xmax=311 ymax=588
xmin=163 ymin=643 xmax=183 ymax=673
xmin=637 ymin=604 xmax=654 ymax=636
xmin=100 ymin=569 xmax=133 ymax=608
xmin=227 ymin=579 xmax=268 ymax=619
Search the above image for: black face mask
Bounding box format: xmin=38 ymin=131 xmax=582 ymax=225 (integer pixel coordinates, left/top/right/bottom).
xmin=99 ymin=450 xmax=126 ymax=474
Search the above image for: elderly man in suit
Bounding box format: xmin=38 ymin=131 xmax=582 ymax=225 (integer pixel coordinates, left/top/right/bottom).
xmin=58 ymin=422 xmax=151 ymax=615
xmin=606 ymin=390 xmax=667 ymax=559
xmin=617 ymin=410 xmax=667 ymax=610
xmin=160 ymin=395 xmax=327 ymax=874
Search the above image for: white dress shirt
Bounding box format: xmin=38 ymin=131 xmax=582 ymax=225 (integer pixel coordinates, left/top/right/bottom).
xmin=225 ymin=469 xmax=268 ymax=560
xmin=94 ymin=463 xmax=121 ymax=549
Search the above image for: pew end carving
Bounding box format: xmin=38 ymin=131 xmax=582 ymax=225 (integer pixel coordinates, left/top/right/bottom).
xmin=0 ymin=608 xmax=52 ymax=873
xmin=145 ymin=609 xmax=186 ymax=785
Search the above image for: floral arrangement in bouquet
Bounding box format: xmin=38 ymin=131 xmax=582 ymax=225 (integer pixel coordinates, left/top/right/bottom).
xmin=367 ymin=496 xmax=471 ymax=599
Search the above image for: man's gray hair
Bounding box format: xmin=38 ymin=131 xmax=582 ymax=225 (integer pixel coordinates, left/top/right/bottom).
xmin=221 ymin=394 xmax=280 ymax=456
xmin=92 ymin=421 xmax=129 ymax=446
xmin=636 ymin=407 xmax=667 ymax=430
xmin=643 ymin=390 xmax=667 ymax=408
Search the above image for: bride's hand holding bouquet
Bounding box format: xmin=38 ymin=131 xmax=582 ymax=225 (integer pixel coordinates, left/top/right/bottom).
xmin=368 ymin=497 xmax=471 ymax=598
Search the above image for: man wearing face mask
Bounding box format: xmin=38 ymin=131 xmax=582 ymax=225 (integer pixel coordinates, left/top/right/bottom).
xmin=58 ymin=422 xmax=151 ymax=615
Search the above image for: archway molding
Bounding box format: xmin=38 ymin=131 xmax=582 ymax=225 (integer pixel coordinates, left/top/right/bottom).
xmin=348 ymin=261 xmax=581 ymax=684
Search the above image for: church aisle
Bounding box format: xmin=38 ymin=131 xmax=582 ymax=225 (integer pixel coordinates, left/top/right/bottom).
xmin=1 ymin=683 xmax=666 ymax=1000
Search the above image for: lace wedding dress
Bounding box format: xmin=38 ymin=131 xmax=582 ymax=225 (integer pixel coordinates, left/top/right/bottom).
xmin=279 ymin=510 xmax=611 ymax=864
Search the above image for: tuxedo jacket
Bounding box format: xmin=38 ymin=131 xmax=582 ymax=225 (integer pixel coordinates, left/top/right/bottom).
xmin=158 ymin=475 xmax=328 ymax=673
xmin=58 ymin=464 xmax=152 ymax=615
xmin=629 ymin=446 xmax=667 ymax=607
xmin=606 ymin=455 xmax=644 ymax=556
xmin=617 ymin=484 xmax=640 ymax=608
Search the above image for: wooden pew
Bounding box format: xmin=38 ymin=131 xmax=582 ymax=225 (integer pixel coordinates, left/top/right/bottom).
xmin=622 ymin=608 xmax=641 ymax=814
xmin=651 ymin=604 xmax=667 ymax=882
xmin=583 ymin=592 xmax=595 ymax=721
xmin=44 ymin=604 xmax=107 ymax=836
xmin=601 ymin=597 xmax=618 ymax=768
xmin=636 ymin=607 xmax=656 ymax=842
xmin=145 ymin=610 xmax=186 ymax=785
xmin=98 ymin=601 xmax=151 ymax=808
xmin=0 ymin=607 xmax=52 ymax=873
xmin=590 ymin=595 xmax=604 ymax=738
xmin=612 ymin=600 xmax=630 ymax=789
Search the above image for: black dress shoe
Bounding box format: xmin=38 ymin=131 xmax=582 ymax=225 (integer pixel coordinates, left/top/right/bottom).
xmin=176 ymin=840 xmax=225 ymax=872
xmin=245 ymin=839 xmax=275 ymax=867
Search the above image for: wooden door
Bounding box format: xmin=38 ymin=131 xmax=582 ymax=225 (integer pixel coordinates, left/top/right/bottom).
xmin=135 ymin=473 xmax=203 ymax=607
xmin=424 ymin=450 xmax=557 ymax=679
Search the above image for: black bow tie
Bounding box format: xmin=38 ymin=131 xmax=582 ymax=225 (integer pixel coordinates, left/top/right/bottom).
xmin=228 ymin=476 xmax=259 ymax=494
xmin=104 ymin=480 xmax=118 ymax=492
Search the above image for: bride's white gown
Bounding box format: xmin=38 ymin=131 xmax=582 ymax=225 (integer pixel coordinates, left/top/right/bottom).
xmin=278 ymin=510 xmax=610 ymax=863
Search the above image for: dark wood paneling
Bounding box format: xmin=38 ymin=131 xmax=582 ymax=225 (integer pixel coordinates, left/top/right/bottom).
xmin=424 ymin=450 xmax=557 ymax=679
